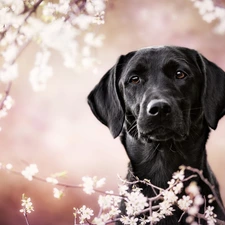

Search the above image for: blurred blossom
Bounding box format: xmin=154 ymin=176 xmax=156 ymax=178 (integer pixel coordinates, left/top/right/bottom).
xmin=5 ymin=163 xmax=13 ymax=170
xmin=186 ymin=182 xmax=200 ymax=196
xmin=0 ymin=64 xmax=18 ymax=83
xmin=73 ymin=14 xmax=93 ymax=30
xmin=29 ymin=49 xmax=53 ymax=91
xmin=1 ymin=44 xmax=18 ymax=63
xmin=4 ymin=96 xmax=14 ymax=110
xmin=84 ymin=32 xmax=105 ymax=47
xmin=191 ymin=0 xmax=225 ymax=34
xmin=82 ymin=176 xmax=106 ymax=194
xmin=0 ymin=0 xmax=107 ymax=99
xmin=53 ymin=188 xmax=64 ymax=199
xmin=82 ymin=176 xmax=95 ymax=194
xmin=96 ymin=177 xmax=106 ymax=188
xmin=20 ymin=194 xmax=34 ymax=214
xmin=21 ymin=164 xmax=39 ymax=181
xmin=93 ymin=11 xmax=105 ymax=25
xmin=46 ymin=177 xmax=59 ymax=185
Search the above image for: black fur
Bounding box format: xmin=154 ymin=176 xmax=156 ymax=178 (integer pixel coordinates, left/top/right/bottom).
xmin=88 ymin=46 xmax=225 ymax=224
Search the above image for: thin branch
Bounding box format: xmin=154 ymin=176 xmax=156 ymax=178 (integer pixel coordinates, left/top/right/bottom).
xmin=0 ymin=82 xmax=12 ymax=110
xmin=23 ymin=213 xmax=31 ymax=225
xmin=7 ymin=169 xmax=123 ymax=197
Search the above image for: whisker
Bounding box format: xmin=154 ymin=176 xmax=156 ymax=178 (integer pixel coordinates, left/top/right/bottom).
xmin=127 ymin=122 xmax=138 ymax=137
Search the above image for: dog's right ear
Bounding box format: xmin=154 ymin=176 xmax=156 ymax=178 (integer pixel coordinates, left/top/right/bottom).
xmin=88 ymin=52 xmax=136 ymax=138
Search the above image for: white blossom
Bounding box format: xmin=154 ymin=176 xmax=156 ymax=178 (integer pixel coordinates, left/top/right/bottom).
xmin=98 ymin=195 xmax=113 ymax=209
xmin=148 ymin=211 xmax=161 ymax=224
xmin=173 ymin=181 xmax=183 ymax=194
xmin=159 ymin=201 xmax=174 ymax=216
xmin=187 ymin=205 xmax=199 ymax=216
xmin=191 ymin=0 xmax=225 ymax=34
xmin=82 ymin=176 xmax=95 ymax=194
xmin=162 ymin=190 xmax=178 ymax=203
xmin=125 ymin=190 xmax=149 ymax=215
xmin=108 ymin=206 xmax=121 ymax=217
xmin=5 ymin=163 xmax=13 ymax=170
xmin=96 ymin=177 xmax=106 ymax=188
xmin=92 ymin=213 xmax=110 ymax=225
xmin=21 ymin=164 xmax=39 ymax=181
xmin=194 ymin=194 xmax=204 ymax=206
xmin=3 ymin=96 xmax=14 ymax=110
xmin=73 ymin=14 xmax=93 ymax=30
xmin=0 ymin=63 xmax=18 ymax=83
xmin=120 ymin=216 xmax=139 ymax=225
xmin=205 ymin=206 xmax=217 ymax=225
xmin=46 ymin=177 xmax=59 ymax=185
xmin=82 ymin=176 xmax=106 ymax=194
xmin=77 ymin=205 xmax=94 ymax=223
xmin=178 ymin=195 xmax=193 ymax=211
xmin=84 ymin=32 xmax=105 ymax=47
xmin=186 ymin=182 xmax=200 ymax=196
xmin=172 ymin=169 xmax=185 ymax=181
xmin=19 ymin=194 xmax=34 ymax=214
xmin=29 ymin=49 xmax=53 ymax=92
xmin=53 ymin=188 xmax=64 ymax=199
xmin=119 ymin=184 xmax=129 ymax=195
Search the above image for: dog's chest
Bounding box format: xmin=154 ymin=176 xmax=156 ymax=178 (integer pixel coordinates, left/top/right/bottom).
xmin=126 ymin=141 xmax=183 ymax=189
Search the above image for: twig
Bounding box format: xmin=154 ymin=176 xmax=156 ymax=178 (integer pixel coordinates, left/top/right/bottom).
xmin=0 ymin=82 xmax=12 ymax=110
xmin=7 ymin=169 xmax=123 ymax=197
xmin=23 ymin=212 xmax=31 ymax=225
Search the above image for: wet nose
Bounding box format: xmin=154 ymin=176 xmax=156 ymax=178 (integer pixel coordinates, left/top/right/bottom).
xmin=147 ymin=99 xmax=171 ymax=117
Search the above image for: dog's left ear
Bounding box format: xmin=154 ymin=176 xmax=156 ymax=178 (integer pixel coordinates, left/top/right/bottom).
xmin=88 ymin=52 xmax=136 ymax=138
xmin=198 ymin=53 xmax=225 ymax=129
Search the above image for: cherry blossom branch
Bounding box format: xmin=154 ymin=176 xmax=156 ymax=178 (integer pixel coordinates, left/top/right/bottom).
xmin=6 ymin=168 xmax=122 ymax=197
xmin=3 ymin=162 xmax=225 ymax=225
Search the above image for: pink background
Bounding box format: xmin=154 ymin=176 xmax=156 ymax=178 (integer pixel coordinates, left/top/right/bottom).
xmin=1 ymin=1 xmax=225 ymax=224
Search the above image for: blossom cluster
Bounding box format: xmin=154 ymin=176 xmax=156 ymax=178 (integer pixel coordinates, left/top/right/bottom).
xmin=21 ymin=163 xmax=39 ymax=181
xmin=72 ymin=166 xmax=220 ymax=225
xmin=1 ymin=162 xmax=222 ymax=224
xmin=190 ymin=0 xmax=225 ymax=34
xmin=0 ymin=0 xmax=106 ymax=92
xmin=20 ymin=193 xmax=34 ymax=215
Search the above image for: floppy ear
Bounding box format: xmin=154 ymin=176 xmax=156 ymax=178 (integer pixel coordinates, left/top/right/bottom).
xmin=199 ymin=54 xmax=225 ymax=129
xmin=88 ymin=52 xmax=135 ymax=138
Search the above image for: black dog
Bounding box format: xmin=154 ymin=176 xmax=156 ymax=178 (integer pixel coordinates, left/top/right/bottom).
xmin=88 ymin=46 xmax=225 ymax=224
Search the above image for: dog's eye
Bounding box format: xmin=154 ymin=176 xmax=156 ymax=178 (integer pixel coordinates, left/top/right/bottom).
xmin=176 ymin=71 xmax=187 ymax=79
xmin=129 ymin=76 xmax=140 ymax=84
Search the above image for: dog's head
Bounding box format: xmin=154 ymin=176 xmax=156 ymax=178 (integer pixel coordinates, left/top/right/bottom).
xmin=88 ymin=46 xmax=225 ymax=143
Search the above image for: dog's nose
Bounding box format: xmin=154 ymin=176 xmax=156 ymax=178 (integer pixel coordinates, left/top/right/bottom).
xmin=147 ymin=99 xmax=171 ymax=117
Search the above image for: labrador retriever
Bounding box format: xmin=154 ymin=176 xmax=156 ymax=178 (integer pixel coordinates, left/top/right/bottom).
xmin=87 ymin=46 xmax=225 ymax=224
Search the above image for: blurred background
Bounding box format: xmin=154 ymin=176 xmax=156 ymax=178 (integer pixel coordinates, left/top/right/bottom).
xmin=1 ymin=0 xmax=225 ymax=224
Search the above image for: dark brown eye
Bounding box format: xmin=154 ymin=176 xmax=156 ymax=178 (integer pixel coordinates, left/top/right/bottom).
xmin=176 ymin=71 xmax=187 ymax=79
xmin=129 ymin=76 xmax=140 ymax=84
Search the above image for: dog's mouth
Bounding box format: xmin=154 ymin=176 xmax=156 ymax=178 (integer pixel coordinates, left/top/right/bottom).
xmin=139 ymin=127 xmax=186 ymax=142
